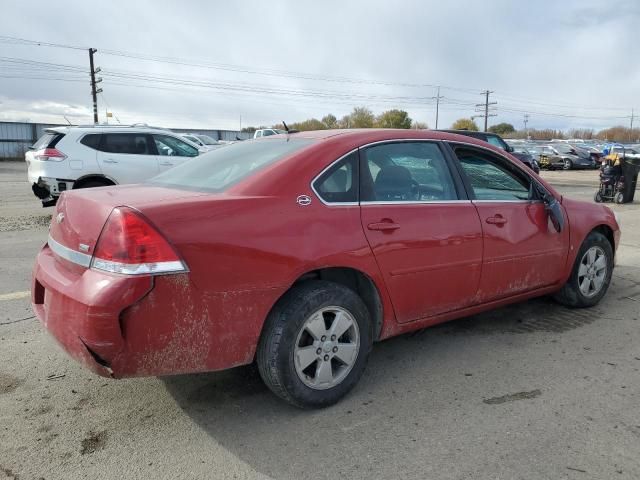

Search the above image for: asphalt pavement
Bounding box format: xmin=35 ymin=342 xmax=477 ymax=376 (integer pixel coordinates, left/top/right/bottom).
xmin=1 ymin=162 xmax=639 ymax=480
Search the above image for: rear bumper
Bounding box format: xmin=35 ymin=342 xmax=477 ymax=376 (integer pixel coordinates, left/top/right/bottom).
xmin=31 ymin=177 xmax=74 ymax=206
xmin=32 ymin=244 xmax=153 ymax=377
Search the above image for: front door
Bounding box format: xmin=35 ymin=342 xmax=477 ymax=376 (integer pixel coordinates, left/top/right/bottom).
xmin=450 ymin=145 xmax=569 ymax=302
xmin=359 ymin=141 xmax=483 ymax=323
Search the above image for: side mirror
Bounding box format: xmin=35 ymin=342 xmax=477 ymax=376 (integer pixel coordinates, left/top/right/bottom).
xmin=505 ymin=145 xmax=514 ymax=153
xmin=534 ymin=182 xmax=564 ymax=232
xmin=545 ymin=197 xmax=564 ymax=232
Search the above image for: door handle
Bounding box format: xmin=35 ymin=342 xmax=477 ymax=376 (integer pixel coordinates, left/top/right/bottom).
xmin=159 ymin=161 xmax=174 ymax=166
xmin=103 ymin=159 xmax=118 ymax=164
xmin=486 ymin=215 xmax=507 ymax=226
xmin=367 ymin=221 xmax=401 ymax=231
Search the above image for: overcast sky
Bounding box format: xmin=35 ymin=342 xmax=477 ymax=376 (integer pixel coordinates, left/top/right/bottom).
xmin=1 ymin=0 xmax=638 ymax=132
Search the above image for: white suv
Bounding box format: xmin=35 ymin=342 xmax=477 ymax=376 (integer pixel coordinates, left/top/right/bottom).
xmin=27 ymin=125 xmax=201 ymax=206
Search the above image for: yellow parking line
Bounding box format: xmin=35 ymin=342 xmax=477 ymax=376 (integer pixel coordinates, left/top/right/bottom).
xmin=0 ymin=291 xmax=30 ymax=301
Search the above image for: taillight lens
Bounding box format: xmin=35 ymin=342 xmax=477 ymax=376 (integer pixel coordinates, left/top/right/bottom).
xmin=91 ymin=207 xmax=187 ymax=275
xmin=34 ymin=148 xmax=67 ymax=161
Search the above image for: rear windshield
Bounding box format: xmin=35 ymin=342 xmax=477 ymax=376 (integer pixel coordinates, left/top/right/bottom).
xmin=32 ymin=132 xmax=64 ymax=150
xmin=149 ymin=138 xmax=313 ymax=192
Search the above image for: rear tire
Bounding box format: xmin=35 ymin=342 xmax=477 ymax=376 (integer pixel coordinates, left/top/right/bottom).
xmin=553 ymin=231 xmax=613 ymax=308
xmin=563 ymin=158 xmax=573 ymax=170
xmin=257 ymin=281 xmax=372 ymax=408
xmin=594 ymin=192 xmax=603 ymax=203
xmin=615 ymin=192 xmax=625 ymax=204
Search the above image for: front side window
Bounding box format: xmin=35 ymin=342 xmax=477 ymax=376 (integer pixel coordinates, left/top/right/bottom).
xmin=153 ymin=135 xmax=199 ymax=157
xmin=486 ymin=135 xmax=508 ymax=150
xmin=313 ymin=152 xmax=358 ymax=203
xmin=100 ymin=134 xmax=151 ymax=155
xmin=454 ymin=147 xmax=531 ymax=201
xmin=361 ymin=142 xmax=458 ymax=202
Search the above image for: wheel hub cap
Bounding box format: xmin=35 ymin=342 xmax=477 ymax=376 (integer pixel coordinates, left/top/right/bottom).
xmin=294 ymin=306 xmax=360 ymax=390
xmin=577 ymin=246 xmax=607 ymax=298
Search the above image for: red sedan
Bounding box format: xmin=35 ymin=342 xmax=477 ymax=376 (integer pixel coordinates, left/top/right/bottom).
xmin=32 ymin=129 xmax=620 ymax=408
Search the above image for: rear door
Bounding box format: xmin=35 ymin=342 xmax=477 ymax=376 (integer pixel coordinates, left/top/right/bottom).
xmin=152 ymin=134 xmax=200 ymax=173
xmin=96 ymin=133 xmax=158 ymax=184
xmin=358 ymin=141 xmax=483 ymax=323
xmin=450 ymin=144 xmax=569 ymax=302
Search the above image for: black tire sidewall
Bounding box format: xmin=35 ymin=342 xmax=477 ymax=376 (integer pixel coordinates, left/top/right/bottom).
xmin=262 ymin=281 xmax=372 ymax=408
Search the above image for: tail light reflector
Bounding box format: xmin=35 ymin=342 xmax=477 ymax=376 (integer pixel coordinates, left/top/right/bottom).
xmin=91 ymin=207 xmax=187 ymax=275
xmin=34 ymin=148 xmax=67 ymax=161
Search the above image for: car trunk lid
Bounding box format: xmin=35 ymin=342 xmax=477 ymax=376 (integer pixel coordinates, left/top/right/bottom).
xmin=48 ymin=184 xmax=208 ymax=267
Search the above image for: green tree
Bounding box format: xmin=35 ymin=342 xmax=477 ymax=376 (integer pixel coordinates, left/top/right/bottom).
xmin=290 ymin=118 xmax=326 ymax=131
xmin=488 ymin=122 xmax=515 ymax=135
xmin=411 ymin=121 xmax=429 ymax=130
xmin=322 ymin=114 xmax=338 ymax=129
xmin=375 ymin=109 xmax=412 ymax=129
xmin=451 ymin=118 xmax=479 ymax=131
xmin=349 ymin=106 xmax=375 ymax=128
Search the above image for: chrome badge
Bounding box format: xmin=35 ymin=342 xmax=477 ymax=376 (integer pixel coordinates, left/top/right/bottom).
xmin=56 ymin=212 xmax=65 ymax=224
xmin=296 ymin=195 xmax=312 ymax=206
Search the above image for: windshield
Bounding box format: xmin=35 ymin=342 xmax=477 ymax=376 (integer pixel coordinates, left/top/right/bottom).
xmin=150 ymin=138 xmax=313 ymax=192
xmin=196 ymin=134 xmax=219 ymax=145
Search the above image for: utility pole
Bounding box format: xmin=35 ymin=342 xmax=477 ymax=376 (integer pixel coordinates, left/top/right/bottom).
xmin=475 ymin=90 xmax=497 ymax=131
xmin=88 ymin=48 xmax=102 ymax=124
xmin=433 ymin=86 xmax=444 ymax=129
xmin=523 ymin=113 xmax=529 ymax=139
xmin=630 ymin=108 xmax=635 ymax=142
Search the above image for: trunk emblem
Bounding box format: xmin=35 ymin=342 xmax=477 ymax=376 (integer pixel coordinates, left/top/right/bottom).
xmin=78 ymin=244 xmax=90 ymax=252
xmin=56 ymin=213 xmax=65 ymax=224
xmin=297 ymin=195 xmax=312 ymax=206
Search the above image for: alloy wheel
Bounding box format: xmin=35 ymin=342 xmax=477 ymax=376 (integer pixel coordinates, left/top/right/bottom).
xmin=294 ymin=306 xmax=360 ymax=390
xmin=577 ymin=246 xmax=607 ymax=297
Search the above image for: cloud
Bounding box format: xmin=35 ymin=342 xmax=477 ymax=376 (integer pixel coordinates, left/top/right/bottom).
xmin=0 ymin=0 xmax=637 ymax=131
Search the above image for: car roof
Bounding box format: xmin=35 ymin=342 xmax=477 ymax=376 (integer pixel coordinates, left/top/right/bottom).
xmin=45 ymin=125 xmax=176 ymax=135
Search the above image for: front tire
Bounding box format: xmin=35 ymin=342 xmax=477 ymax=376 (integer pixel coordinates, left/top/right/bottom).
xmin=594 ymin=191 xmax=603 ymax=203
xmin=563 ymin=158 xmax=573 ymax=170
xmin=615 ymin=192 xmax=625 ymax=204
xmin=257 ymin=281 xmax=372 ymax=408
xmin=554 ymin=231 xmax=613 ymax=308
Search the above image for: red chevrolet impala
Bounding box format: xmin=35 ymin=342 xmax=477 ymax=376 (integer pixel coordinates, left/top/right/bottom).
xmin=32 ymin=129 xmax=620 ymax=408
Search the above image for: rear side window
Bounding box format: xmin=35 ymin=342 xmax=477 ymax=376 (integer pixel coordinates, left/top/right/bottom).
xmin=32 ymin=132 xmax=64 ymax=150
xmin=454 ymin=147 xmax=531 ymax=201
xmin=80 ymin=134 xmax=101 ymax=150
xmin=99 ymin=134 xmax=152 ymax=155
xmin=313 ymin=151 xmax=358 ymax=203
xmin=150 ymin=138 xmax=313 ymax=192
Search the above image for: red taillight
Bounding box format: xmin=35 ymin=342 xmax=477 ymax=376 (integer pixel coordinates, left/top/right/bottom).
xmin=91 ymin=207 xmax=186 ymax=275
xmin=34 ymin=148 xmax=67 ymax=161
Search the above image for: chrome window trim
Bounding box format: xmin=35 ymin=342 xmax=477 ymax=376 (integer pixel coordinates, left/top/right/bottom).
xmin=362 ymin=200 xmax=472 ymax=205
xmin=47 ymin=235 xmax=92 ymax=268
xmin=311 ymin=139 xmax=463 ymax=207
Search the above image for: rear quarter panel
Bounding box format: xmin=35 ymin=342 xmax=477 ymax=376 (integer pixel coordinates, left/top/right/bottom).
xmin=127 ymin=193 xmax=392 ymax=374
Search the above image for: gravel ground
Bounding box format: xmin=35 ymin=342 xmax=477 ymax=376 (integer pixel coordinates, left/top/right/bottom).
xmin=1 ymin=161 xmax=639 ymax=480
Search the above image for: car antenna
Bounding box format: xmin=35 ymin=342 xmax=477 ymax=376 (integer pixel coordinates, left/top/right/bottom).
xmin=63 ymin=115 xmax=72 ymax=125
xmin=282 ymin=121 xmax=290 ymax=133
